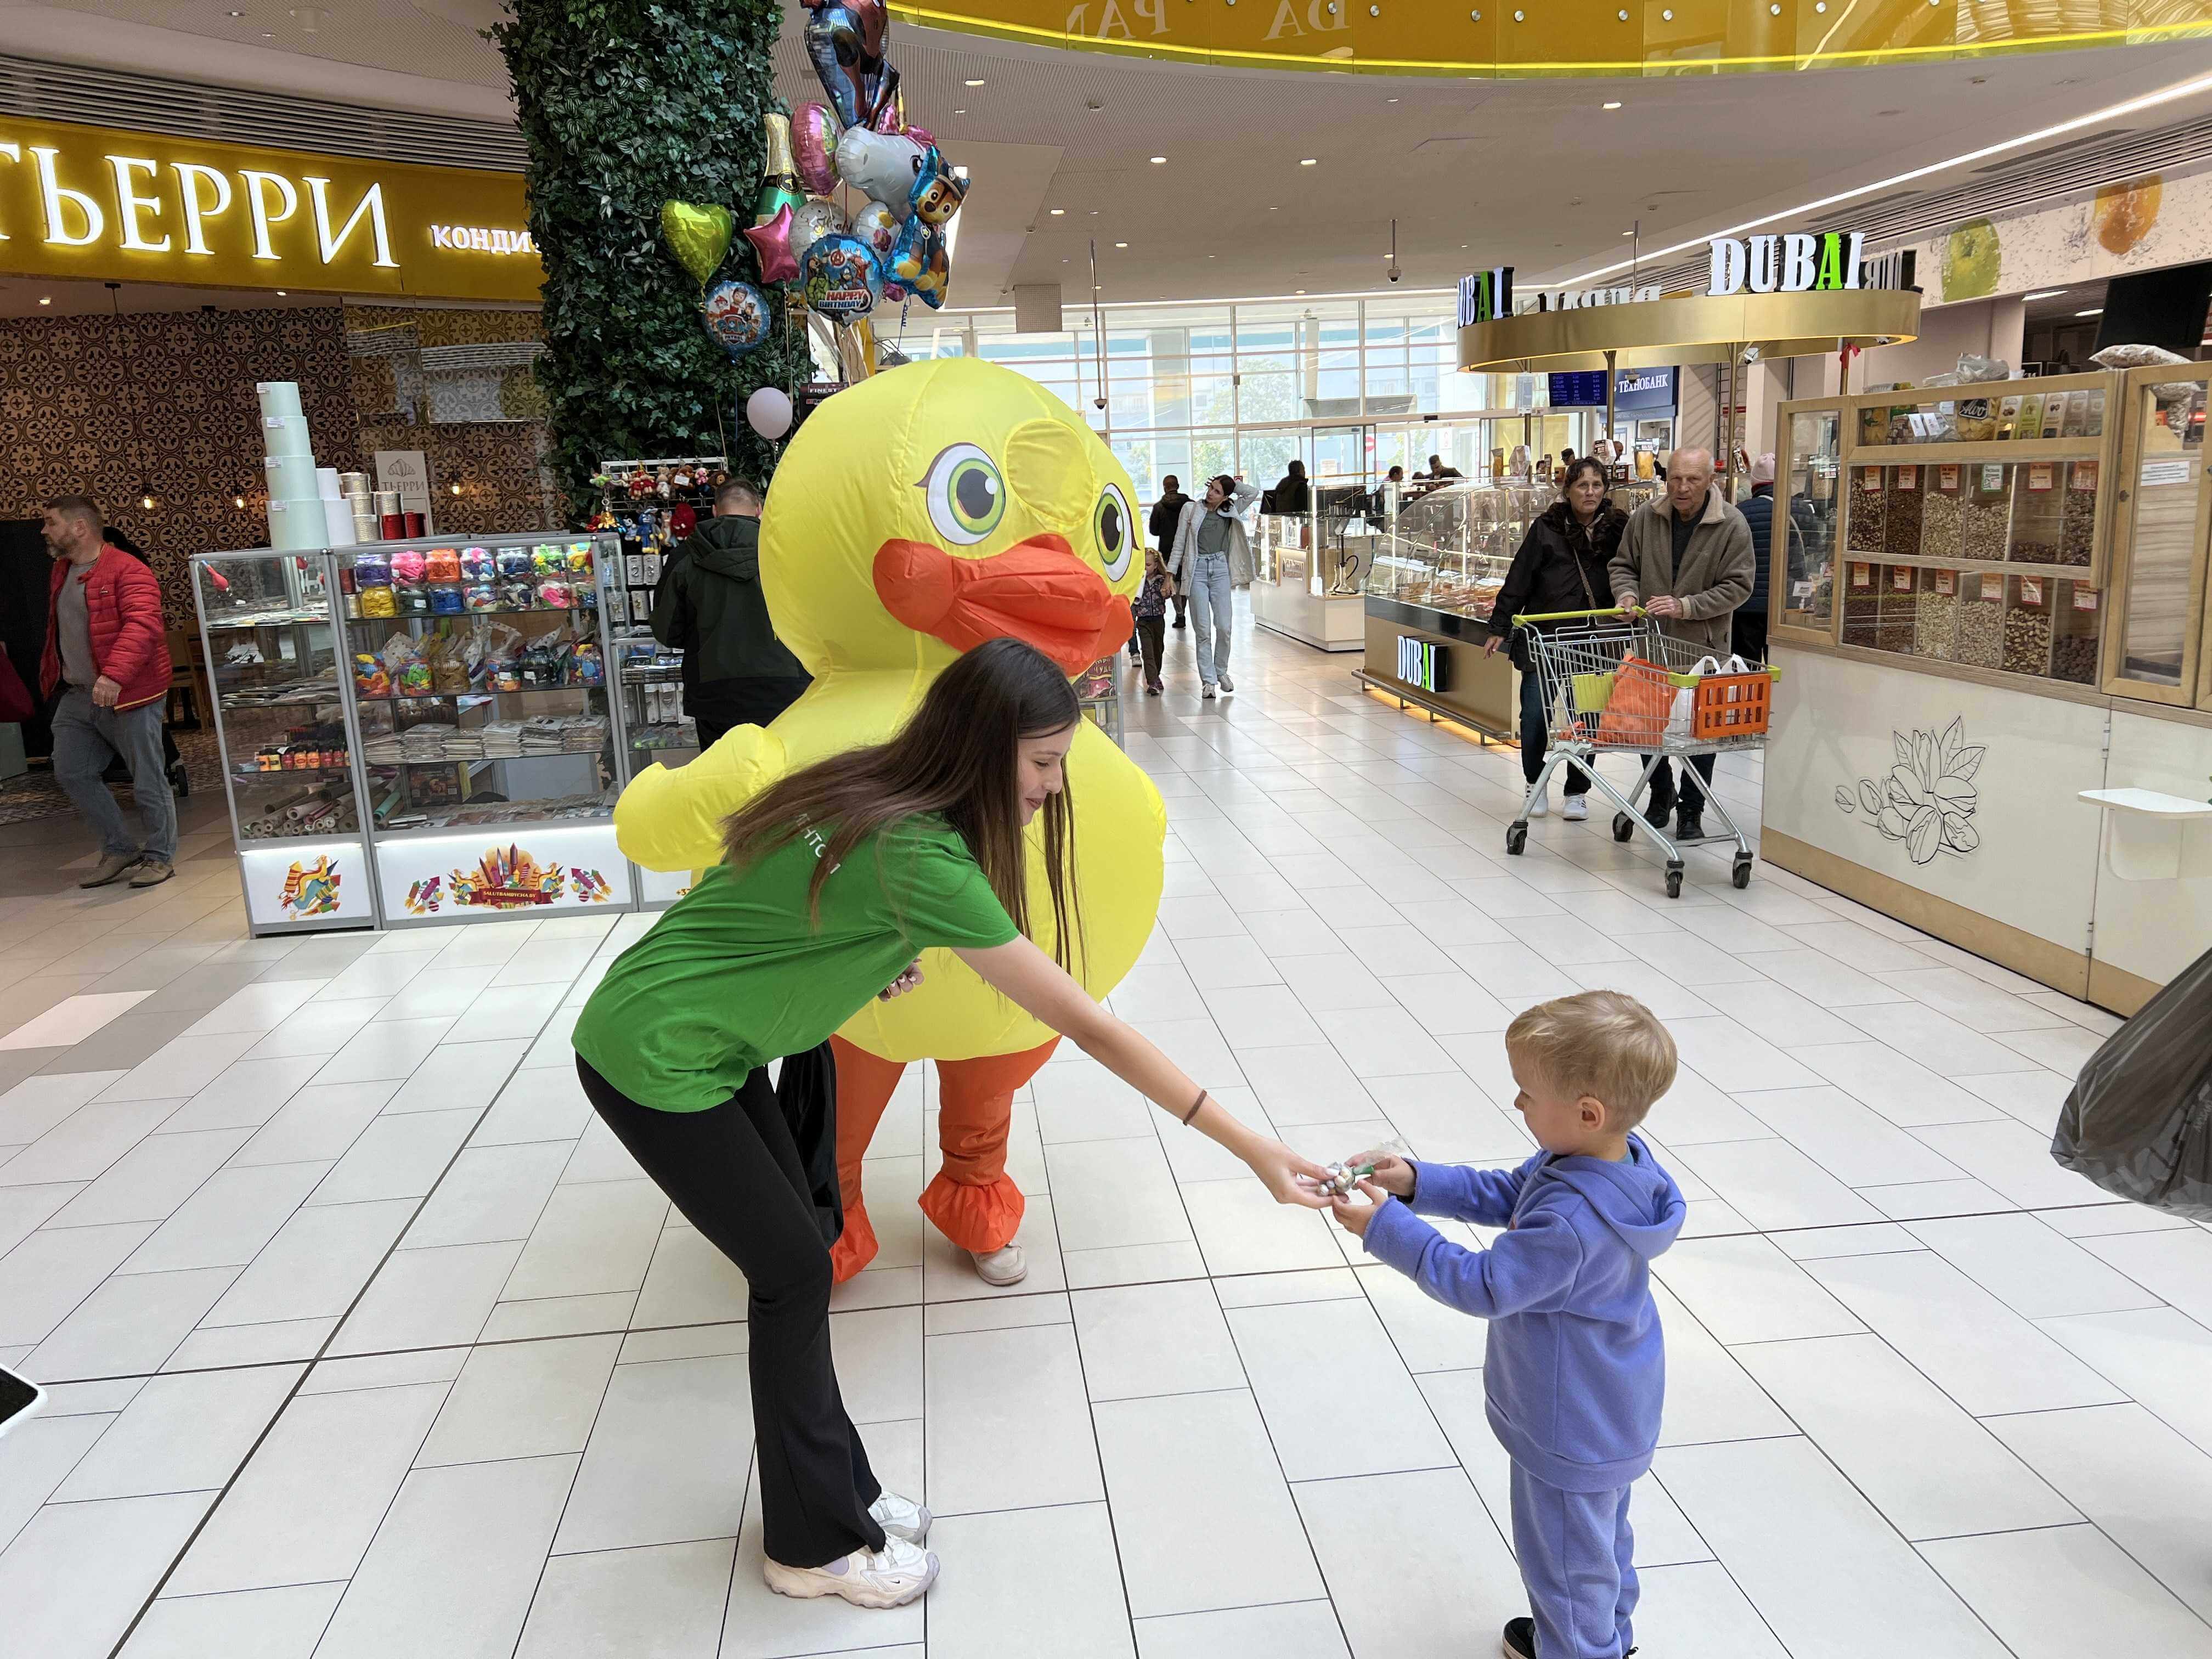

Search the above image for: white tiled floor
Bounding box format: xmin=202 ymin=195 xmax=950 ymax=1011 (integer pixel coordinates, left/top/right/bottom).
xmin=1 ymin=608 xmax=2204 ymax=1658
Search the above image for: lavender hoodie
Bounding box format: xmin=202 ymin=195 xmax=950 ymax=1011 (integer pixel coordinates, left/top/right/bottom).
xmin=1362 ymin=1137 xmax=1686 ymax=1492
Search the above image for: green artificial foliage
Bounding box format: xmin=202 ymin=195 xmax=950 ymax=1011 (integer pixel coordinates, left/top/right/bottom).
xmin=490 ymin=0 xmax=810 ymax=519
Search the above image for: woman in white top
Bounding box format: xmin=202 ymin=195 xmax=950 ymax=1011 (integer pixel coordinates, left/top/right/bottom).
xmin=1166 ymin=473 xmax=1260 ymax=698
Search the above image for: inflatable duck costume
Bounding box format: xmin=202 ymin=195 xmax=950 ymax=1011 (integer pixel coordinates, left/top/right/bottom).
xmin=614 ymin=359 xmax=1166 ymax=1280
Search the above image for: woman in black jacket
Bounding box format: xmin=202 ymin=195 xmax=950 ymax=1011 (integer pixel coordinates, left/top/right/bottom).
xmin=1483 ymin=456 xmax=1627 ymax=822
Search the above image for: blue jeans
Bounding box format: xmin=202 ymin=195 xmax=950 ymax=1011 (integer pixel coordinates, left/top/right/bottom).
xmin=52 ymin=688 xmax=176 ymax=863
xmin=1185 ymin=552 xmax=1233 ymax=686
xmin=1520 ymin=670 xmax=1587 ymax=794
xmin=1511 ymin=1464 xmax=1637 ymax=1659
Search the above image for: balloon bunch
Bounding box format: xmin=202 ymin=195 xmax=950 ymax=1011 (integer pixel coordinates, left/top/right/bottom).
xmin=658 ymin=0 xmax=966 ymax=369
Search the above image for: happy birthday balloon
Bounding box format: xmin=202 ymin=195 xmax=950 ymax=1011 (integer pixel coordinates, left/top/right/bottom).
xmin=661 ymin=200 xmax=735 ymax=289
xmin=801 ymin=233 xmax=884 ymax=320
xmin=702 ymin=278 xmax=773 ymax=358
xmin=742 ymin=204 xmax=800 ymax=285
xmin=792 ymin=103 xmax=843 ymax=195
xmin=788 ymin=197 xmax=845 ymax=268
xmin=802 ymin=0 xmax=891 ymax=129
xmin=836 ymin=127 xmax=929 ymax=221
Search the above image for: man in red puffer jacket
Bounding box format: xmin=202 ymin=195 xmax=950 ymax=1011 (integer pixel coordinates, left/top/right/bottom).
xmin=41 ymin=496 xmax=176 ymax=889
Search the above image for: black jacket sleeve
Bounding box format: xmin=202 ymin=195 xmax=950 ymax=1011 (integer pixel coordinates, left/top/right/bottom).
xmin=1488 ymin=520 xmax=1546 ymax=641
xmin=650 ymin=549 xmax=691 ymax=650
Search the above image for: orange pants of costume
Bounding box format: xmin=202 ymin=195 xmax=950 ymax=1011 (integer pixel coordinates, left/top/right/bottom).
xmin=828 ymin=1034 xmax=1058 ymax=1283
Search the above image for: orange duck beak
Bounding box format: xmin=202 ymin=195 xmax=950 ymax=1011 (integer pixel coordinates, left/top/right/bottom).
xmin=873 ymin=534 xmax=1133 ymax=677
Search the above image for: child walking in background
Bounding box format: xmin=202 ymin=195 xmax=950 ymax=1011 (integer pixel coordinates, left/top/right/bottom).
xmin=1133 ymin=549 xmax=1172 ymax=695
xmin=1329 ymin=990 xmax=1685 ymax=1659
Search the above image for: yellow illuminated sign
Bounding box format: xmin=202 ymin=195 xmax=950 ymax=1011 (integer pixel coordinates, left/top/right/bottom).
xmin=0 ymin=115 xmax=538 ymax=303
xmin=892 ymin=0 xmax=2212 ymax=75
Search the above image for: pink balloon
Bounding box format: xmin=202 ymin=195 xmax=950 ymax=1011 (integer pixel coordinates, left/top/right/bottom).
xmin=793 ymin=103 xmax=841 ymax=195
xmin=742 ymin=205 xmax=800 ymax=285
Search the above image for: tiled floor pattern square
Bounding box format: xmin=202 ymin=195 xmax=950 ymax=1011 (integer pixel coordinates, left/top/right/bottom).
xmin=2 ymin=616 xmax=2201 ymax=1659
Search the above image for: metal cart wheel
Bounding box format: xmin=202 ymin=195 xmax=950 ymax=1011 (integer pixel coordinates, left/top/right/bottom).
xmin=1505 ymin=823 xmax=1527 ymax=856
xmin=1664 ymin=862 xmax=1684 ymax=899
xmin=1612 ymin=812 xmax=1635 ymax=843
xmin=1732 ymin=855 xmax=1754 ymax=889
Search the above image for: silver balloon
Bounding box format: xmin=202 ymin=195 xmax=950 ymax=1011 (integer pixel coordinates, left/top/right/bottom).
xmin=788 ymin=197 xmax=845 ymax=268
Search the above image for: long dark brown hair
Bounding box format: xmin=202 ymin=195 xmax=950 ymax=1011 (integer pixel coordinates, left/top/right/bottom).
xmin=720 ymin=637 xmax=1084 ymax=970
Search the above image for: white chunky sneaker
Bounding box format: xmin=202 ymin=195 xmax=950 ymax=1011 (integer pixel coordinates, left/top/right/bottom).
xmin=1525 ymin=790 xmax=1549 ymax=819
xmin=764 ymin=1536 xmax=938 ymax=1609
xmin=870 ymin=1489 xmax=932 ymax=1544
xmin=1562 ymin=795 xmax=1589 ymax=822
xmin=971 ymin=1243 xmax=1028 ymax=1285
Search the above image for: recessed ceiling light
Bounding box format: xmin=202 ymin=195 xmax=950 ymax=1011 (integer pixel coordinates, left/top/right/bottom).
xmin=1115 ymin=241 xmax=1128 ymax=248
xmin=38 ymin=295 xmax=52 ymax=305
xmin=1300 ymin=158 xmax=1318 ymax=166
xmin=1149 ymin=156 xmax=1167 ymax=164
xmin=1602 ymin=100 xmax=1622 ymax=109
xmin=2022 ymin=288 xmax=2067 ymax=301
xmin=1050 ymin=208 xmax=1065 ymax=215
xmin=225 ymin=6 xmax=245 ymax=13
xmin=2076 ymin=308 xmax=2104 ymax=317
xmin=1622 ymin=230 xmax=1635 ymax=237
xmin=276 ymin=290 xmax=286 ymax=296
xmin=953 ymin=109 xmax=966 ymax=115
xmin=964 ymin=77 xmax=987 ymax=86
xmin=1295 ymin=289 xmax=1306 ymax=294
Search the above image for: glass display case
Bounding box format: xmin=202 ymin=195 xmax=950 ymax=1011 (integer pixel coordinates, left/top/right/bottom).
xmin=1251 ymin=489 xmax=1372 ymax=652
xmin=1775 ymin=370 xmax=2121 ymax=691
xmin=1358 ymin=479 xmax=1531 ymax=739
xmin=335 ymin=531 xmax=636 ymax=925
xmin=194 ymin=548 xmax=378 ymax=933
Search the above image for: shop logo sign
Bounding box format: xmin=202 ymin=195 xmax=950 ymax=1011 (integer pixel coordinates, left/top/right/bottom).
xmin=1457 ymin=266 xmax=1514 ymax=328
xmin=1397 ymin=635 xmax=1450 ymax=693
xmin=1708 ymin=230 xmax=1867 ymax=296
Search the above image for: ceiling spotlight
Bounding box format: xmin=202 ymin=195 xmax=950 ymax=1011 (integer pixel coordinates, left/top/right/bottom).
xmin=276 ymin=290 xmax=287 ymax=296
xmin=38 ymin=295 xmax=52 ymax=306
xmin=1115 ymin=241 xmax=1128 ymax=248
xmin=1602 ymin=100 xmax=1622 ymax=109
xmin=1387 ymin=96 xmax=1400 ymax=102
xmin=1149 ymin=156 xmax=1167 ymax=164
xmin=2023 ymin=288 xmax=2067 ymax=301
xmin=964 ymin=77 xmax=987 ymax=86
xmin=953 ymin=108 xmax=966 ymax=115
xmin=2076 ymin=307 xmax=2104 ymax=317
xmin=1050 ymin=207 xmax=1065 ymax=215
xmin=233 ymin=492 xmax=247 ymax=508
xmin=1300 ymin=157 xmax=1318 ymax=166
xmin=138 ymin=489 xmax=157 ymax=511
xmin=450 ymin=481 xmax=464 ymax=495
xmin=1622 ymin=229 xmax=1635 ymax=236
xmin=1295 ymin=289 xmax=1306 ymax=294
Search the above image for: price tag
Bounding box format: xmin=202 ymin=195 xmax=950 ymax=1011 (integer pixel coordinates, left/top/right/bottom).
xmin=2020 ymin=577 xmax=2045 ymax=606
xmin=1982 ymin=574 xmax=2004 ymax=601
xmin=1938 ymin=465 xmax=1961 ymax=490
xmin=1892 ymin=567 xmax=1914 ymax=591
xmin=1934 ymin=570 xmax=1956 ymax=595
xmin=2071 ymin=460 xmax=2098 ymax=491
xmin=1791 ymin=580 xmax=1814 ymax=602
xmin=1898 ymin=465 xmax=1918 ymax=490
xmin=2073 ymin=586 xmax=2099 ymax=611
xmin=1851 ymin=562 xmax=1872 ymax=588
xmin=2027 ymin=463 xmax=2055 ymax=492
xmin=1862 ymin=466 xmax=1882 ymax=488
xmin=1981 ymin=463 xmax=2005 ymax=491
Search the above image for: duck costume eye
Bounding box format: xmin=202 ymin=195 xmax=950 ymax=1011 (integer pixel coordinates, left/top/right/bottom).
xmin=1095 ymin=483 xmax=1133 ymax=581
xmin=919 ymin=443 xmax=1005 ymax=545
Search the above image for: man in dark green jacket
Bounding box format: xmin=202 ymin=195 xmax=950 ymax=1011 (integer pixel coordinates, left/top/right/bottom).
xmin=651 ymin=479 xmax=810 ymax=751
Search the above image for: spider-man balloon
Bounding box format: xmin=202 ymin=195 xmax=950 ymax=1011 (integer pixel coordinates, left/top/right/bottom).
xmin=803 ymin=0 xmax=896 ymax=131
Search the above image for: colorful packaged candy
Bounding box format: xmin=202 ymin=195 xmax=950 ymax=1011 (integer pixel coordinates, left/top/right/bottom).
xmin=463 ymin=584 xmax=497 ymax=612
xmin=496 ymin=548 xmax=533 ymax=579
xmin=460 ymin=546 xmax=494 ymax=582
xmin=359 ymin=584 xmax=396 ymax=618
xmin=353 ymin=653 xmax=390 ymax=697
xmin=497 ymin=579 xmax=534 ymax=611
xmin=429 ymin=585 xmax=463 ymax=615
xmin=575 ymin=643 xmax=603 ymax=686
xmin=425 ymin=548 xmax=461 ymax=584
xmin=352 ymin=554 xmax=392 ymax=589
xmin=539 ymin=579 xmax=573 ymax=610
xmin=565 ymin=542 xmax=594 ymax=573
xmin=533 ymin=544 xmax=564 ymax=577
xmin=390 ymin=550 xmax=426 ymax=586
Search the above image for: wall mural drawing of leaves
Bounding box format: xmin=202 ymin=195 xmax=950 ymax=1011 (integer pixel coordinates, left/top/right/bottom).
xmin=1833 ymin=715 xmax=1984 ymax=865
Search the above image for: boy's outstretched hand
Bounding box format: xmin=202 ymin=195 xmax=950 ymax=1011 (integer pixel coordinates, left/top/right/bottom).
xmin=1348 ymin=1149 xmax=1415 ymax=1199
xmin=1329 ymin=1179 xmax=1390 ymax=1239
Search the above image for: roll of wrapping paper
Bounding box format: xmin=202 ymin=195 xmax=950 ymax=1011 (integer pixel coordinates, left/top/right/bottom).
xmin=380 ymin=512 xmax=405 ymax=539
xmin=264 ymin=452 xmax=320 ymax=502
xmin=261 ymin=413 xmax=313 ymax=459
xmin=403 ymin=511 xmax=425 ymax=538
xmin=255 ymin=381 xmax=303 ymax=421
xmin=321 ymin=495 xmax=358 ymax=546
xmin=266 ymin=496 xmax=329 ymax=552
xmin=373 ymin=489 xmax=400 ymax=517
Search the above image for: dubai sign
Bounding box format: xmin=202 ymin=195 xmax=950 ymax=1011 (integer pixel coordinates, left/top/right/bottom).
xmin=1707 ymin=230 xmax=1869 ymax=296
xmin=0 ymin=114 xmax=538 ymax=303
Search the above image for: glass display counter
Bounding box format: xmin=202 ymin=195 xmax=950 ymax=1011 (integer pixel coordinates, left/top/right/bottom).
xmin=1357 ymin=481 xmax=1526 ymax=739
xmin=1251 ymin=498 xmax=1370 ymax=652
xmin=193 ymin=549 xmax=377 ymax=933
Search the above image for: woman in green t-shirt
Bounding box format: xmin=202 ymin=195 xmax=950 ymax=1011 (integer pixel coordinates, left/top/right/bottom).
xmin=573 ymin=638 xmax=1329 ymax=1612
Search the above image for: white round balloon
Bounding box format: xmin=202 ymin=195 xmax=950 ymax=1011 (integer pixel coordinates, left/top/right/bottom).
xmin=746 ymin=386 xmax=794 ymax=441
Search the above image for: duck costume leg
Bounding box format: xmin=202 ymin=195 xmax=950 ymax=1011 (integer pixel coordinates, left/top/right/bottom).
xmin=829 ymin=1036 xmax=1056 ymax=1282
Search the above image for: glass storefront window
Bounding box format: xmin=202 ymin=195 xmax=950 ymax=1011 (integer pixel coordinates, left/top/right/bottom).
xmin=2115 ymin=381 xmax=2204 ymax=690
xmin=1782 ymin=409 xmax=1840 ymax=633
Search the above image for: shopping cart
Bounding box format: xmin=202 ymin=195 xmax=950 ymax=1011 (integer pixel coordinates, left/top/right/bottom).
xmin=1506 ymin=607 xmax=1780 ymax=899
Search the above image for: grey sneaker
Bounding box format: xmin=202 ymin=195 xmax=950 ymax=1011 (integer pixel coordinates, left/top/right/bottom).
xmin=80 ymin=852 xmax=140 ymax=888
xmin=1202 ymin=684 xmax=1217 ymax=699
xmin=128 ymin=858 xmax=175 ymax=888
xmin=764 ymin=1536 xmax=938 ymax=1608
xmin=1218 ymin=673 xmax=1234 ymax=692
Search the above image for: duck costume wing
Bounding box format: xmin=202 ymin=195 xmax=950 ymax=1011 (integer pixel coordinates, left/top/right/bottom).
xmin=614 ymin=723 xmax=787 ymax=873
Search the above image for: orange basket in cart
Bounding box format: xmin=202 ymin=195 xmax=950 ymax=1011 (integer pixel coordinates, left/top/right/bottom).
xmin=1690 ymin=663 xmax=1773 ymax=740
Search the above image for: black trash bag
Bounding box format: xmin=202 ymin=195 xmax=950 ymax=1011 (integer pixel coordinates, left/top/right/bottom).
xmin=775 ymin=1040 xmax=846 ymax=1249
xmin=2051 ymin=944 xmax=2212 ymax=1220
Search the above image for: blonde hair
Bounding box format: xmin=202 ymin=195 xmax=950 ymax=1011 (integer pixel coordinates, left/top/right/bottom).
xmin=1505 ymin=990 xmax=1677 ymax=1130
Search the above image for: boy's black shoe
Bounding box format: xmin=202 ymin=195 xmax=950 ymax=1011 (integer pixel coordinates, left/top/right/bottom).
xmin=1502 ymin=1616 xmax=1537 ymax=1658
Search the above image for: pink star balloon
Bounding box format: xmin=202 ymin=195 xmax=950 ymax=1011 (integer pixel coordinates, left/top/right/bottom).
xmin=741 ymin=205 xmax=800 ymax=285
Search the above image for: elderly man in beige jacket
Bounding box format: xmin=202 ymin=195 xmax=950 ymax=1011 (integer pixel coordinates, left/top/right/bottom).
xmin=1608 ymin=448 xmax=1756 ymax=842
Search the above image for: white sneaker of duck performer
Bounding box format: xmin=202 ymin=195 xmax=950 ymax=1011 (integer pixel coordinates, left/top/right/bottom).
xmin=764 ymin=1534 xmax=939 ymax=1609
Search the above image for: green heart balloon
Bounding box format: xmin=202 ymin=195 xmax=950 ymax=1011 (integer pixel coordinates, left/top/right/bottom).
xmin=662 ymin=200 xmax=735 ymax=289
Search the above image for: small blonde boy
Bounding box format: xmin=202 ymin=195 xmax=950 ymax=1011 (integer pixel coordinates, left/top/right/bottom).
xmin=1332 ymin=990 xmax=1685 ymax=1659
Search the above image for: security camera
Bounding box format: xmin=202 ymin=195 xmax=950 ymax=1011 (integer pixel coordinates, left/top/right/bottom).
xmin=1388 ymin=268 xmax=1401 ymax=283
xmin=1093 ymin=396 xmax=1108 ymax=411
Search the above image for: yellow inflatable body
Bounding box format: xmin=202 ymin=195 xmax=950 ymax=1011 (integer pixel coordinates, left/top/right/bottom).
xmin=613 ymin=357 xmax=1168 ymax=1063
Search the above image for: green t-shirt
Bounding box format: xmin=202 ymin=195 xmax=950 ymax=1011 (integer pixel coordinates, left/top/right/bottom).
xmin=572 ymin=814 xmax=1020 ymax=1112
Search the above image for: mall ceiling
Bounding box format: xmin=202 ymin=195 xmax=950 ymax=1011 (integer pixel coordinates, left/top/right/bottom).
xmin=5 ymin=0 xmax=2212 ymax=310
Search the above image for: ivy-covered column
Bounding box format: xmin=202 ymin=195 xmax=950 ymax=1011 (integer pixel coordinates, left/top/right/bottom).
xmin=493 ymin=0 xmax=808 ymax=517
